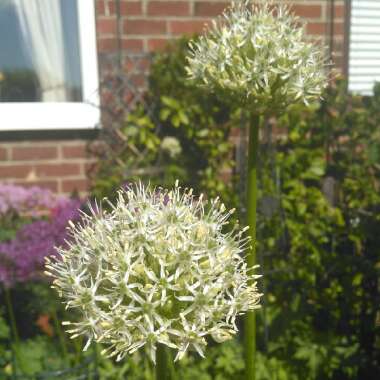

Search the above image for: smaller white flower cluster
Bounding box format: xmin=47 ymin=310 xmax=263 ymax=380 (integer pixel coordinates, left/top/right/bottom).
xmin=186 ymin=0 xmax=328 ymax=113
xmin=45 ymin=182 xmax=261 ymax=363
xmin=161 ymin=136 xmax=182 ymax=158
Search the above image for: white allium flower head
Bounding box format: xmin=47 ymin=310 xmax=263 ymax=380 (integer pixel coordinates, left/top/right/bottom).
xmin=45 ymin=182 xmax=262 ymax=363
xmin=186 ymin=0 xmax=329 ymax=113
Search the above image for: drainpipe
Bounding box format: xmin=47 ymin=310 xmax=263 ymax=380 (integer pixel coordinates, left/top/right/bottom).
xmin=329 ymin=0 xmax=336 ymax=63
xmin=116 ymin=0 xmax=122 ymax=69
xmin=343 ymin=0 xmax=352 ymax=82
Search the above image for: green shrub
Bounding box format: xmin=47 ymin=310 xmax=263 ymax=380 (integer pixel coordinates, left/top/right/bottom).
xmin=257 ymin=80 xmax=380 ymax=379
xmin=92 ymin=37 xmax=238 ymax=207
xmin=93 ymin=38 xmax=379 ymax=379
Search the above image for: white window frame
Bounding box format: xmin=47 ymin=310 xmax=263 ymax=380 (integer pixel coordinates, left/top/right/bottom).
xmin=0 ymin=0 xmax=100 ymax=131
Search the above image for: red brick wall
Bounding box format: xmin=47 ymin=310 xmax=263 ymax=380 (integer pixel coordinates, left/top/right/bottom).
xmin=96 ymin=0 xmax=346 ymax=67
xmin=0 ymin=0 xmax=347 ymax=195
xmin=0 ymin=141 xmax=94 ymax=195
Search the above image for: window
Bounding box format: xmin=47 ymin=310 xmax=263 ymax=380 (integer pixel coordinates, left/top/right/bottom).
xmin=349 ymin=0 xmax=380 ymax=95
xmin=0 ymin=0 xmax=99 ymax=131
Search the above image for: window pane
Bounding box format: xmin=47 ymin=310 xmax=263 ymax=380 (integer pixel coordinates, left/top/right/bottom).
xmin=0 ymin=0 xmax=82 ymax=103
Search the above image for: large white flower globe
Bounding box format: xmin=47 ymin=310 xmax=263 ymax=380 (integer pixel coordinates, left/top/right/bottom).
xmin=46 ymin=183 xmax=261 ymax=363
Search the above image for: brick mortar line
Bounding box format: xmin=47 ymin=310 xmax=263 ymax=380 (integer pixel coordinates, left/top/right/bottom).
xmin=119 ymin=33 xmax=186 ymax=38
xmin=61 ymin=192 xmax=89 ymax=197
xmin=0 ymin=155 xmax=94 ymax=160
xmin=125 ymin=13 xmax=343 ymax=19
xmin=38 ymin=176 xmax=89 ymax=180
xmin=321 ymin=0 xmax=328 ymax=21
xmin=57 ymin=143 xmax=63 ymax=160
xmin=0 ymin=160 xmax=94 ymax=166
xmin=79 ymin=162 xmax=87 ymax=176
xmin=57 ymin=178 xmax=63 ymax=193
xmin=142 ymin=0 xmax=148 ymax=15
xmin=10 ymin=175 xmax=90 ymax=181
xmin=120 ymin=17 xmax=209 ymax=21
xmin=120 ymin=18 xmax=329 ymax=24
xmin=104 ymin=34 xmax=341 ymax=41
xmin=120 ymin=14 xmax=330 ymax=20
xmin=143 ymin=39 xmax=149 ymax=51
xmin=3 ymin=143 xmax=89 ymax=148
xmin=121 ymin=33 xmax=337 ymax=40
xmin=189 ymin=1 xmax=195 ymax=16
xmin=138 ymin=0 xmax=343 ymax=3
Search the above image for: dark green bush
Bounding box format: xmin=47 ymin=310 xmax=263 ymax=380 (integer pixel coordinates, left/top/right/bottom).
xmin=257 ymin=80 xmax=380 ymax=379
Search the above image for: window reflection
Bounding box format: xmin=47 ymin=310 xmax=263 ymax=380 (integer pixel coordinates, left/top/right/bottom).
xmin=0 ymin=0 xmax=82 ymax=103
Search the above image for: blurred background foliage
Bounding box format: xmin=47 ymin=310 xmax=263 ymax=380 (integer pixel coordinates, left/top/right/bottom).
xmin=91 ymin=37 xmax=238 ymax=206
xmin=0 ymin=37 xmax=379 ymax=379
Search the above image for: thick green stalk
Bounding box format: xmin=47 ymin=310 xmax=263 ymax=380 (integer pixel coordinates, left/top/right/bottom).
xmin=156 ymin=344 xmax=175 ymax=380
xmin=244 ymin=114 xmax=260 ymax=380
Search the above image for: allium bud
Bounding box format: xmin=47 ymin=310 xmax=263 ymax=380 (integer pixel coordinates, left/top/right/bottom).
xmin=186 ymin=0 xmax=329 ymax=113
xmin=45 ymin=182 xmax=262 ymax=363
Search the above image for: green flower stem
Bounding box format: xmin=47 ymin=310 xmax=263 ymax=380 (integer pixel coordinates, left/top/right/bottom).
xmin=156 ymin=344 xmax=175 ymax=380
xmin=4 ymin=287 xmax=19 ymax=345
xmin=73 ymin=336 xmax=84 ymax=366
xmin=244 ymin=113 xmax=260 ymax=380
xmin=4 ymin=287 xmax=22 ymax=376
xmin=51 ymin=309 xmax=69 ymax=363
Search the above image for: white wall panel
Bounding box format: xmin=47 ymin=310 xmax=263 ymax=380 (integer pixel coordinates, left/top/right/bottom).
xmin=349 ymin=0 xmax=380 ymax=95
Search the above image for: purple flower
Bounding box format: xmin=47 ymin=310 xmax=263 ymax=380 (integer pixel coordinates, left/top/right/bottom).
xmin=0 ymin=198 xmax=82 ymax=287
xmin=0 ymin=183 xmax=61 ymax=216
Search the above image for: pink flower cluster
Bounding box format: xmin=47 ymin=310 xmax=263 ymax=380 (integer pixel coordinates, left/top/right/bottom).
xmin=0 ymin=184 xmax=59 ymax=216
xmin=0 ymin=184 xmax=82 ymax=287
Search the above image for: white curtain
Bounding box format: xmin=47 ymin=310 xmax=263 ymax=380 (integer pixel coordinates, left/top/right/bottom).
xmin=13 ymin=0 xmax=66 ymax=101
